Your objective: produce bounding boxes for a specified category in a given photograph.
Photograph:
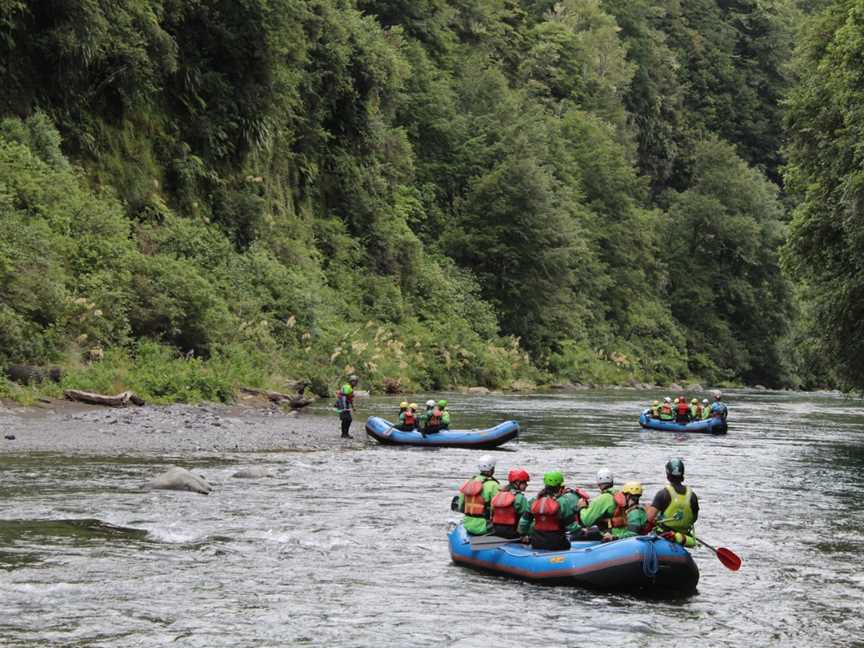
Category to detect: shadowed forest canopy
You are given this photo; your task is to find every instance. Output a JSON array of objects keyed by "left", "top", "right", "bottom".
[{"left": 0, "top": 0, "right": 858, "bottom": 398}]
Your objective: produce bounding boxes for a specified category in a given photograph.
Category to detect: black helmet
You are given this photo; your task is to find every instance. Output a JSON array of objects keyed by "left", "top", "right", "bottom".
[{"left": 665, "top": 458, "right": 685, "bottom": 477}]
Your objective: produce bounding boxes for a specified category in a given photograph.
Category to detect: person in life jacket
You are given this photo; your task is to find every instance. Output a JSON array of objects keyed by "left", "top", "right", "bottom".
[
  {"left": 675, "top": 395, "right": 691, "bottom": 423},
  {"left": 689, "top": 398, "right": 703, "bottom": 420},
  {"left": 659, "top": 396, "right": 675, "bottom": 421},
  {"left": 575, "top": 468, "right": 620, "bottom": 538},
  {"left": 490, "top": 468, "right": 531, "bottom": 539},
  {"left": 650, "top": 400, "right": 661, "bottom": 418},
  {"left": 701, "top": 399, "right": 711, "bottom": 420},
  {"left": 419, "top": 399, "right": 436, "bottom": 432},
  {"left": 397, "top": 402, "right": 418, "bottom": 431},
  {"left": 423, "top": 400, "right": 444, "bottom": 434},
  {"left": 517, "top": 471, "right": 579, "bottom": 551},
  {"left": 710, "top": 391, "right": 728, "bottom": 420},
  {"left": 437, "top": 399, "right": 450, "bottom": 430},
  {"left": 455, "top": 455, "right": 501, "bottom": 535},
  {"left": 646, "top": 458, "right": 699, "bottom": 548},
  {"left": 334, "top": 374, "right": 359, "bottom": 438},
  {"left": 602, "top": 481, "right": 649, "bottom": 541}
]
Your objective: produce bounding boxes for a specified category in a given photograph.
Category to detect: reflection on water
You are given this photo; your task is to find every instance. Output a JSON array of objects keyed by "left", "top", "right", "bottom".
[{"left": 1, "top": 389, "right": 864, "bottom": 646}]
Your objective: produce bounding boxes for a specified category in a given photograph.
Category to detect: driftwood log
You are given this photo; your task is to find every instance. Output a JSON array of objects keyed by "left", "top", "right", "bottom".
[
  {"left": 240, "top": 387, "right": 313, "bottom": 409},
  {"left": 64, "top": 389, "right": 145, "bottom": 407}
]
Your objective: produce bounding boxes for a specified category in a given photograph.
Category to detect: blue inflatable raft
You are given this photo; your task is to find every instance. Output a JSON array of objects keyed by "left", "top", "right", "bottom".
[
  {"left": 365, "top": 416, "right": 519, "bottom": 449},
  {"left": 448, "top": 524, "right": 699, "bottom": 593},
  {"left": 639, "top": 410, "right": 727, "bottom": 435}
]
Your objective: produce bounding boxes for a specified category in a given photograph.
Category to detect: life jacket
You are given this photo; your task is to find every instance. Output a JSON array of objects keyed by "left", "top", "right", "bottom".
[
  {"left": 460, "top": 478, "right": 488, "bottom": 517},
  {"left": 491, "top": 489, "right": 518, "bottom": 526},
  {"left": 691, "top": 404, "right": 703, "bottom": 418},
  {"left": 659, "top": 403, "right": 674, "bottom": 419},
  {"left": 403, "top": 410, "right": 416, "bottom": 426},
  {"left": 427, "top": 407, "right": 442, "bottom": 426},
  {"left": 606, "top": 491, "right": 628, "bottom": 529},
  {"left": 660, "top": 485, "right": 695, "bottom": 532},
  {"left": 334, "top": 391, "right": 350, "bottom": 410},
  {"left": 676, "top": 401, "right": 690, "bottom": 417},
  {"left": 531, "top": 495, "right": 562, "bottom": 531}
]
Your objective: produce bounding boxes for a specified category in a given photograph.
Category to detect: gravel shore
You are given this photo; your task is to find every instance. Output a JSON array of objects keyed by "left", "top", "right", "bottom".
[{"left": 0, "top": 397, "right": 363, "bottom": 456}]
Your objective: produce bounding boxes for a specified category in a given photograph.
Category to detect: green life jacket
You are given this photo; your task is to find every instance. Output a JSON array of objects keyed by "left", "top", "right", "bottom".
[{"left": 660, "top": 485, "right": 695, "bottom": 532}]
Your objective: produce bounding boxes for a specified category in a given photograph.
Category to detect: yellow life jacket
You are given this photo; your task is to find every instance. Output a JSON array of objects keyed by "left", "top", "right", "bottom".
[{"left": 660, "top": 485, "right": 695, "bottom": 532}]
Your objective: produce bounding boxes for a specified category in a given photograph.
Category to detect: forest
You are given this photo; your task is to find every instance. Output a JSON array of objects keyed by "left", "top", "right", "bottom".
[{"left": 0, "top": 0, "right": 861, "bottom": 402}]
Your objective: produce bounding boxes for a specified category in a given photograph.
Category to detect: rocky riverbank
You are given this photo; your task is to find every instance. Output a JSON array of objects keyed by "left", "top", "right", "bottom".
[{"left": 0, "top": 397, "right": 359, "bottom": 456}]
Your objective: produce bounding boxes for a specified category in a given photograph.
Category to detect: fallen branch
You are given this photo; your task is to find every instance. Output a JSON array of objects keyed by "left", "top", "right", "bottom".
[
  {"left": 240, "top": 387, "right": 313, "bottom": 409},
  {"left": 64, "top": 389, "right": 145, "bottom": 407}
]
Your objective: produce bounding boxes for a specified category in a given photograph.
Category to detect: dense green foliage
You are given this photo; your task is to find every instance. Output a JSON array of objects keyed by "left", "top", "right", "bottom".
[
  {"left": 784, "top": 0, "right": 864, "bottom": 391},
  {"left": 0, "top": 0, "right": 828, "bottom": 401}
]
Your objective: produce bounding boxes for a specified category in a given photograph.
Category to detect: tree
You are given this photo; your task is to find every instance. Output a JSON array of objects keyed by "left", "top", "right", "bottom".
[
  {"left": 783, "top": 1, "right": 864, "bottom": 390},
  {"left": 667, "top": 139, "right": 793, "bottom": 385}
]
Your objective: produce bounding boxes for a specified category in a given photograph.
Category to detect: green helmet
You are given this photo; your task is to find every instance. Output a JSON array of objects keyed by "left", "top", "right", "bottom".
[
  {"left": 343, "top": 385, "right": 353, "bottom": 396},
  {"left": 665, "top": 458, "right": 685, "bottom": 477},
  {"left": 543, "top": 471, "right": 564, "bottom": 487},
  {"left": 437, "top": 399, "right": 448, "bottom": 408}
]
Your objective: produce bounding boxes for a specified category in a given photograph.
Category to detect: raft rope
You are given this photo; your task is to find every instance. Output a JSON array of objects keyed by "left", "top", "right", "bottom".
[{"left": 637, "top": 536, "right": 659, "bottom": 578}]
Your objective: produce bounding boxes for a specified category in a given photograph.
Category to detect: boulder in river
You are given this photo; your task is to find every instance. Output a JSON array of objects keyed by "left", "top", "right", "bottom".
[
  {"left": 145, "top": 467, "right": 212, "bottom": 495},
  {"left": 232, "top": 467, "right": 271, "bottom": 479}
]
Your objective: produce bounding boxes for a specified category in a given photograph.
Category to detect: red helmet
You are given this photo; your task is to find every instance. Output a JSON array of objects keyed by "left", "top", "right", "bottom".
[{"left": 508, "top": 468, "right": 530, "bottom": 483}]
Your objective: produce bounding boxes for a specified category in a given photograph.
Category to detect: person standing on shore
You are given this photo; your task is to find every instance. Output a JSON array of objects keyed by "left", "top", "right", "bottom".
[{"left": 335, "top": 374, "right": 359, "bottom": 438}]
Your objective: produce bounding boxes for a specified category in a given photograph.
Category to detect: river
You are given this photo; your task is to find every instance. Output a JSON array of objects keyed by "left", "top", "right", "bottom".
[{"left": 1, "top": 389, "right": 863, "bottom": 647}]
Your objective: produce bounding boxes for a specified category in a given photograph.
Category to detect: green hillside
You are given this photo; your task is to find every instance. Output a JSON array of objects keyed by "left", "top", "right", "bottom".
[{"left": 1, "top": 0, "right": 855, "bottom": 401}]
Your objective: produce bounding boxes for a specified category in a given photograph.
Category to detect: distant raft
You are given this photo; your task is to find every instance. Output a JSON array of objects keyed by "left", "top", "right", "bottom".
[
  {"left": 364, "top": 416, "right": 519, "bottom": 449},
  {"left": 639, "top": 410, "right": 728, "bottom": 435},
  {"left": 448, "top": 524, "right": 699, "bottom": 594}
]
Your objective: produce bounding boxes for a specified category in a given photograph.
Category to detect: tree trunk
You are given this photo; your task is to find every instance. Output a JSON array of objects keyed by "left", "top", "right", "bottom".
[{"left": 64, "top": 389, "right": 145, "bottom": 407}]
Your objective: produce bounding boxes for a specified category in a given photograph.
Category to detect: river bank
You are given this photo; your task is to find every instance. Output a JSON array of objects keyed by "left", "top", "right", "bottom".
[{"left": 0, "top": 397, "right": 357, "bottom": 456}]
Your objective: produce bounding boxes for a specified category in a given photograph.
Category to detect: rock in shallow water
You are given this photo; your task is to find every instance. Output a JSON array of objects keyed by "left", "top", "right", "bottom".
[
  {"left": 145, "top": 466, "right": 212, "bottom": 495},
  {"left": 232, "top": 467, "right": 271, "bottom": 479}
]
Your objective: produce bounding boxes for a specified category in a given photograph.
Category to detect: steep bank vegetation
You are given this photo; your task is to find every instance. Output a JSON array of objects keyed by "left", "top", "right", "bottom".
[{"left": 0, "top": 0, "right": 830, "bottom": 402}]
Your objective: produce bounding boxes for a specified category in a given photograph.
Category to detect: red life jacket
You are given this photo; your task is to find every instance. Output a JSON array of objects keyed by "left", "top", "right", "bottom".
[
  {"left": 403, "top": 410, "right": 415, "bottom": 426},
  {"left": 676, "top": 401, "right": 689, "bottom": 416},
  {"left": 607, "top": 491, "right": 628, "bottom": 529},
  {"left": 531, "top": 496, "right": 562, "bottom": 531},
  {"left": 460, "top": 479, "right": 486, "bottom": 517},
  {"left": 491, "top": 490, "right": 518, "bottom": 526},
  {"left": 660, "top": 403, "right": 673, "bottom": 416},
  {"left": 428, "top": 407, "right": 442, "bottom": 426}
]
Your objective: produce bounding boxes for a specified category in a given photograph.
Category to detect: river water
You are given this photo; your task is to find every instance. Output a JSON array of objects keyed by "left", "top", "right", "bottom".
[{"left": 1, "top": 389, "right": 863, "bottom": 647}]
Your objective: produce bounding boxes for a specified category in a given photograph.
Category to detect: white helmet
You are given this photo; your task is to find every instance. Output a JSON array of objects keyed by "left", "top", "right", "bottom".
[
  {"left": 477, "top": 455, "right": 496, "bottom": 473},
  {"left": 663, "top": 396, "right": 672, "bottom": 403},
  {"left": 702, "top": 398, "right": 709, "bottom": 405},
  {"left": 596, "top": 468, "right": 613, "bottom": 485},
  {"left": 425, "top": 399, "right": 436, "bottom": 407}
]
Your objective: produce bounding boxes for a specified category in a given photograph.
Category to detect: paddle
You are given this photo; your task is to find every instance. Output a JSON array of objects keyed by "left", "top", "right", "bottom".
[
  {"left": 469, "top": 534, "right": 524, "bottom": 548},
  {"left": 691, "top": 535, "right": 742, "bottom": 571},
  {"left": 656, "top": 515, "right": 742, "bottom": 571}
]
